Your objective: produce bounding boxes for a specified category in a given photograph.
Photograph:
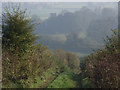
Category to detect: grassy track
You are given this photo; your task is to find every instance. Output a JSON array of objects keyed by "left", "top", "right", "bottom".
[
  {"left": 48, "top": 72, "right": 79, "bottom": 88},
  {"left": 47, "top": 71, "right": 92, "bottom": 88},
  {"left": 3, "top": 68, "right": 92, "bottom": 88}
]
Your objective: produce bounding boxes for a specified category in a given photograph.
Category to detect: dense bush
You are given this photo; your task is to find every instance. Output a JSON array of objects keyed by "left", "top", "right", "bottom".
[
  {"left": 53, "top": 49, "right": 81, "bottom": 74},
  {"left": 2, "top": 44, "right": 55, "bottom": 87},
  {"left": 2, "top": 4, "right": 36, "bottom": 57},
  {"left": 2, "top": 4, "right": 55, "bottom": 88},
  {"left": 85, "top": 30, "right": 120, "bottom": 88}
]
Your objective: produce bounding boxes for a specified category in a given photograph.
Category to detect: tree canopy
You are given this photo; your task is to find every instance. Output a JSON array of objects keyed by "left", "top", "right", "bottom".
[{"left": 2, "top": 4, "right": 36, "bottom": 56}]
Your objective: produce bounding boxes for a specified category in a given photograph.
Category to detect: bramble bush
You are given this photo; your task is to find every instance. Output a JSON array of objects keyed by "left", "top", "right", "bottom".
[
  {"left": 53, "top": 49, "right": 80, "bottom": 74},
  {"left": 85, "top": 30, "right": 120, "bottom": 88},
  {"left": 2, "top": 4, "right": 55, "bottom": 88}
]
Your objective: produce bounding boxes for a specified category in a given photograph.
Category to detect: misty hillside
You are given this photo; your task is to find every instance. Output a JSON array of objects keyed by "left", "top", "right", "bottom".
[
  {"left": 35, "top": 7, "right": 97, "bottom": 34},
  {"left": 34, "top": 6, "right": 117, "bottom": 54}
]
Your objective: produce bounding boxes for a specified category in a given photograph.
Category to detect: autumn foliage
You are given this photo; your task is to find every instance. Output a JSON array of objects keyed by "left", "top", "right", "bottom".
[{"left": 85, "top": 30, "right": 120, "bottom": 88}]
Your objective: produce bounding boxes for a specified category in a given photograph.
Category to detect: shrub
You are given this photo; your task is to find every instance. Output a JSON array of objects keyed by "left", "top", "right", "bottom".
[
  {"left": 2, "top": 4, "right": 55, "bottom": 88},
  {"left": 85, "top": 30, "right": 120, "bottom": 88}
]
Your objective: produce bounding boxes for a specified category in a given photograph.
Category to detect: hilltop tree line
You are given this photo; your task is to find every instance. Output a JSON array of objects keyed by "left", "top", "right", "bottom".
[{"left": 35, "top": 6, "right": 117, "bottom": 53}]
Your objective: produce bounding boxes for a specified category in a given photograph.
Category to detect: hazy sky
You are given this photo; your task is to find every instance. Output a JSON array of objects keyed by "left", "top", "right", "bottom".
[
  {"left": 2, "top": 2, "right": 118, "bottom": 21},
  {"left": 22, "top": 2, "right": 117, "bottom": 20},
  {"left": 1, "top": 0, "right": 119, "bottom": 2}
]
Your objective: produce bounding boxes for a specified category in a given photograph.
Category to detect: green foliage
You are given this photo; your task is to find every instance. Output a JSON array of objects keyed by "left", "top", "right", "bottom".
[
  {"left": 23, "top": 68, "right": 57, "bottom": 88},
  {"left": 2, "top": 4, "right": 95, "bottom": 88},
  {"left": 2, "top": 4, "right": 55, "bottom": 88},
  {"left": 2, "top": 4, "right": 36, "bottom": 57},
  {"left": 81, "top": 77, "right": 92, "bottom": 88},
  {"left": 2, "top": 44, "right": 55, "bottom": 88},
  {"left": 53, "top": 49, "right": 81, "bottom": 74},
  {"left": 48, "top": 72, "right": 76, "bottom": 88},
  {"left": 66, "top": 52, "right": 80, "bottom": 73},
  {"left": 85, "top": 29, "right": 120, "bottom": 88}
]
